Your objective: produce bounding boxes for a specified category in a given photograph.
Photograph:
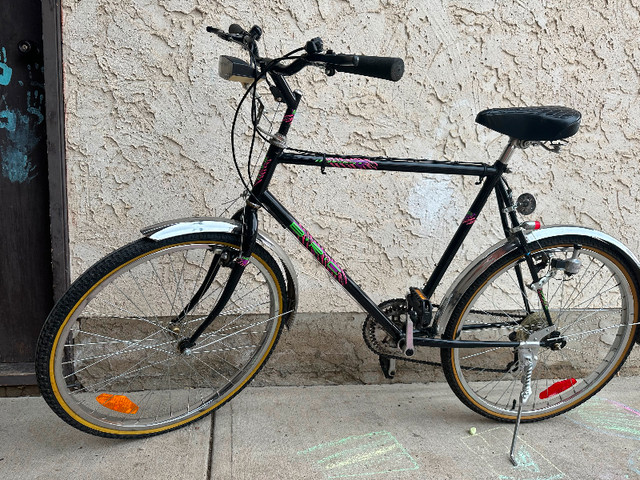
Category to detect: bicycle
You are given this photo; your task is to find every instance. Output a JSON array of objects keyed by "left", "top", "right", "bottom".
[{"left": 36, "top": 23, "right": 640, "bottom": 464}]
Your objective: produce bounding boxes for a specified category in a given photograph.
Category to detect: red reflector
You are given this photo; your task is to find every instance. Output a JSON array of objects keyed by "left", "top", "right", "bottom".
[
  {"left": 534, "top": 221, "right": 541, "bottom": 230},
  {"left": 539, "top": 378, "right": 577, "bottom": 399}
]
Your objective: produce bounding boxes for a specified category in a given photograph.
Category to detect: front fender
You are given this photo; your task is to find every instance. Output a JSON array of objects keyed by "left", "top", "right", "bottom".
[
  {"left": 434, "top": 225, "right": 640, "bottom": 334},
  {"left": 141, "top": 217, "right": 299, "bottom": 329}
]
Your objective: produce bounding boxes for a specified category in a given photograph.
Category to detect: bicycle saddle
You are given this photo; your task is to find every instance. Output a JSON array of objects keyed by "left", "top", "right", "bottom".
[{"left": 475, "top": 106, "right": 581, "bottom": 141}]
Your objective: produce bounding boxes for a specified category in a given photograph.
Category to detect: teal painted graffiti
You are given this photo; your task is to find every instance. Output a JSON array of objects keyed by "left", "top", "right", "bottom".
[
  {"left": 0, "top": 58, "right": 45, "bottom": 184},
  {"left": 26, "top": 90, "right": 44, "bottom": 125},
  {"left": 2, "top": 149, "right": 35, "bottom": 183},
  {"left": 27, "top": 64, "right": 44, "bottom": 89},
  {"left": 0, "top": 108, "right": 17, "bottom": 132},
  {"left": 0, "top": 95, "right": 39, "bottom": 183},
  {"left": 0, "top": 47, "right": 12, "bottom": 86}
]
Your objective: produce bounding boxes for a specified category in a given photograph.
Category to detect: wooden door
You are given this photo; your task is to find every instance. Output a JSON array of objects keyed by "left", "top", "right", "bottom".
[{"left": 0, "top": 0, "right": 54, "bottom": 380}]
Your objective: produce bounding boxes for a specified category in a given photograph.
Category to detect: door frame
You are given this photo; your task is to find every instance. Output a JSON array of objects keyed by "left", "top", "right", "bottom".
[{"left": 43, "top": 0, "right": 69, "bottom": 300}]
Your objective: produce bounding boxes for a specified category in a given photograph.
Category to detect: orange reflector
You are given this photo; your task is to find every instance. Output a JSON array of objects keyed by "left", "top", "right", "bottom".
[
  {"left": 539, "top": 378, "right": 577, "bottom": 400},
  {"left": 96, "top": 393, "right": 139, "bottom": 414}
]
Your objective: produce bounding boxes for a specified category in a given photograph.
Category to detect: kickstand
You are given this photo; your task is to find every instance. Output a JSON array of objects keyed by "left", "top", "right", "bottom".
[
  {"left": 509, "top": 348, "right": 536, "bottom": 466},
  {"left": 509, "top": 391, "right": 526, "bottom": 465}
]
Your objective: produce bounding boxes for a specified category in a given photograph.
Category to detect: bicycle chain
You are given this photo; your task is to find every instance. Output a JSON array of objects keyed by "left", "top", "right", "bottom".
[{"left": 363, "top": 298, "right": 518, "bottom": 372}]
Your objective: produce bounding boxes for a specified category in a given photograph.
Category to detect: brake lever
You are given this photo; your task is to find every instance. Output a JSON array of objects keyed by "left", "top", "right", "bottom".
[
  {"left": 207, "top": 26, "right": 261, "bottom": 61},
  {"left": 206, "top": 26, "right": 244, "bottom": 43}
]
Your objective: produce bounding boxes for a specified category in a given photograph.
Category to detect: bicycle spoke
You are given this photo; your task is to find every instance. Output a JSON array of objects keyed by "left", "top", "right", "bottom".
[{"left": 444, "top": 238, "right": 637, "bottom": 421}]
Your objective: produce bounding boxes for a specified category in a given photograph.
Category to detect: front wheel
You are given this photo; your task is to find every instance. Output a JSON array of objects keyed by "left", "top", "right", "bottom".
[
  {"left": 36, "top": 233, "right": 288, "bottom": 438},
  {"left": 441, "top": 234, "right": 639, "bottom": 422}
]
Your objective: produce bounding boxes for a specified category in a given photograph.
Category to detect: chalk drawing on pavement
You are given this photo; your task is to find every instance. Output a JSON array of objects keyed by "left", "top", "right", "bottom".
[
  {"left": 461, "top": 426, "right": 565, "bottom": 480},
  {"left": 628, "top": 449, "right": 640, "bottom": 476},
  {"left": 566, "top": 396, "right": 640, "bottom": 477},
  {"left": 298, "top": 431, "right": 419, "bottom": 479},
  {"left": 566, "top": 397, "right": 640, "bottom": 441}
]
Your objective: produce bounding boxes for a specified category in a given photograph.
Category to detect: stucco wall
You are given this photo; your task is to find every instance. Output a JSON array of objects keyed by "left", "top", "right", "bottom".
[{"left": 62, "top": 0, "right": 640, "bottom": 314}]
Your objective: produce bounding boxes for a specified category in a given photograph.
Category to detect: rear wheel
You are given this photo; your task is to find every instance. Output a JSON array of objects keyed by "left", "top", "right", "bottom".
[
  {"left": 36, "top": 233, "right": 287, "bottom": 438},
  {"left": 441, "top": 235, "right": 639, "bottom": 422}
]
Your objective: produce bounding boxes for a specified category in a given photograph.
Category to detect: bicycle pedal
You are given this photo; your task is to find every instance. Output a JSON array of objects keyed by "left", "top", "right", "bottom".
[
  {"left": 407, "top": 287, "right": 433, "bottom": 332},
  {"left": 378, "top": 356, "right": 396, "bottom": 379}
]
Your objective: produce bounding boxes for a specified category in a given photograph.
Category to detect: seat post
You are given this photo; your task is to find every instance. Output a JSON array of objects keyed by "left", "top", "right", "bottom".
[{"left": 497, "top": 138, "right": 519, "bottom": 166}]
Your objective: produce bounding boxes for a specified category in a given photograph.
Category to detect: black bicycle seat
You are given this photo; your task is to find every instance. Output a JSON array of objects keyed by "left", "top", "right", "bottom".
[{"left": 475, "top": 106, "right": 581, "bottom": 141}]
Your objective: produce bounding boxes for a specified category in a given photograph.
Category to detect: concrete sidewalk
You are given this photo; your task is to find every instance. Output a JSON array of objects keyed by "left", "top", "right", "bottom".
[{"left": 3, "top": 378, "right": 640, "bottom": 479}]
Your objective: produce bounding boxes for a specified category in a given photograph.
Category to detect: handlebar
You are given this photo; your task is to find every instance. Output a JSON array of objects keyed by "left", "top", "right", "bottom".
[
  {"left": 333, "top": 55, "right": 404, "bottom": 82},
  {"left": 207, "top": 24, "right": 405, "bottom": 83}
]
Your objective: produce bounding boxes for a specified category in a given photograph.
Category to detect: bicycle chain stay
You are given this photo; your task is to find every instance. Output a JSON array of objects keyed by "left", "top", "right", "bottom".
[
  {"left": 362, "top": 299, "right": 469, "bottom": 370},
  {"left": 363, "top": 298, "right": 525, "bottom": 373}
]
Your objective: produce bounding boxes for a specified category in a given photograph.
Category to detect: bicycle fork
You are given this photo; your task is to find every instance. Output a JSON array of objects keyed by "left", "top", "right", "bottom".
[{"left": 177, "top": 202, "right": 259, "bottom": 353}]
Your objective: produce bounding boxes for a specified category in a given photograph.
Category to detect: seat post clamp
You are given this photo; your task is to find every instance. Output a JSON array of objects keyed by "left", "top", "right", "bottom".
[{"left": 475, "top": 164, "right": 488, "bottom": 185}]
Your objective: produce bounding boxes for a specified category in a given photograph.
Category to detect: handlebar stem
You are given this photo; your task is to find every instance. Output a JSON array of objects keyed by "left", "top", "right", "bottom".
[{"left": 268, "top": 70, "right": 301, "bottom": 109}]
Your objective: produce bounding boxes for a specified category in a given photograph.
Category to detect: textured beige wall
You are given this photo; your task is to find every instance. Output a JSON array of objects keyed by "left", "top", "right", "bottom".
[{"left": 63, "top": 0, "right": 640, "bottom": 314}]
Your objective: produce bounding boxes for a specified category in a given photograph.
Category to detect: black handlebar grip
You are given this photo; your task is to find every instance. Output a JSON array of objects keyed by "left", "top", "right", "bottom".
[{"left": 334, "top": 56, "right": 404, "bottom": 82}]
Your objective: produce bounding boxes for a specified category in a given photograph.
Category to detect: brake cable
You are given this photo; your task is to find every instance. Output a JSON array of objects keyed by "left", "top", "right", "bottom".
[{"left": 229, "top": 46, "right": 307, "bottom": 194}]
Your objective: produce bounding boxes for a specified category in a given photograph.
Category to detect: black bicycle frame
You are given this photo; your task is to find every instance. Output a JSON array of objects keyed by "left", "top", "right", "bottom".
[
  {"left": 191, "top": 74, "right": 550, "bottom": 351},
  {"left": 251, "top": 146, "right": 524, "bottom": 345}
]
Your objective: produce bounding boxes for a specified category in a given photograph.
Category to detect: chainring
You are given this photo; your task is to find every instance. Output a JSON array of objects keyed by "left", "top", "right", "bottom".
[
  {"left": 363, "top": 298, "right": 518, "bottom": 372},
  {"left": 363, "top": 298, "right": 441, "bottom": 366},
  {"left": 363, "top": 298, "right": 406, "bottom": 356}
]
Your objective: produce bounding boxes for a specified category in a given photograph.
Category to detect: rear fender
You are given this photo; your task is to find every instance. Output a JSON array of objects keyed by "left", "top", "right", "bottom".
[
  {"left": 434, "top": 226, "right": 640, "bottom": 336},
  {"left": 141, "top": 217, "right": 299, "bottom": 329}
]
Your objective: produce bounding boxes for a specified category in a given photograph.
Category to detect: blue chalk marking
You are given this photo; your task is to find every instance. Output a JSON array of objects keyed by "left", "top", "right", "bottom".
[
  {"left": 462, "top": 427, "right": 565, "bottom": 480},
  {"left": 497, "top": 446, "right": 564, "bottom": 480},
  {"left": 566, "top": 397, "right": 640, "bottom": 441},
  {"left": 628, "top": 449, "right": 640, "bottom": 475},
  {"left": 512, "top": 446, "right": 542, "bottom": 474}
]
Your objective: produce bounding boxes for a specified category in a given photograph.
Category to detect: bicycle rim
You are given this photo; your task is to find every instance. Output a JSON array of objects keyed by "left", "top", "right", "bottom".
[
  {"left": 42, "top": 236, "right": 285, "bottom": 437},
  {"left": 442, "top": 238, "right": 638, "bottom": 421}
]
